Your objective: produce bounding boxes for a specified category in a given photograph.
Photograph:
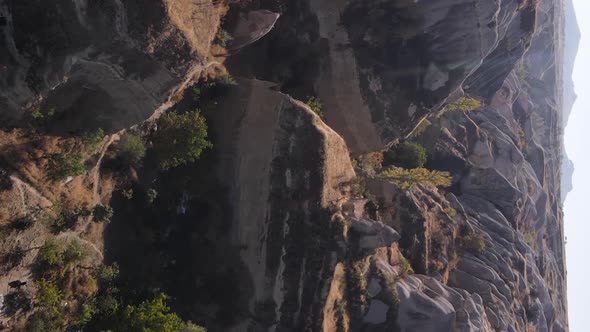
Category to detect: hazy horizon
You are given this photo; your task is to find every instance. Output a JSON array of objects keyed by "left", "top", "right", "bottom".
[{"left": 564, "top": 1, "right": 590, "bottom": 331}]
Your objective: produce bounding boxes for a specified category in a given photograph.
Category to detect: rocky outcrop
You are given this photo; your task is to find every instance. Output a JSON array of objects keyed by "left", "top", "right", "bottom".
[
  {"left": 213, "top": 79, "right": 356, "bottom": 331},
  {"left": 0, "top": 0, "right": 224, "bottom": 131},
  {"left": 229, "top": 10, "right": 280, "bottom": 50}
]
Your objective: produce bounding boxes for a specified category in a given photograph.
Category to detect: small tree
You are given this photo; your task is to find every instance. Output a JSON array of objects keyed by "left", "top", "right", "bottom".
[
  {"left": 383, "top": 142, "right": 427, "bottom": 169},
  {"left": 83, "top": 128, "right": 106, "bottom": 151},
  {"left": 460, "top": 232, "right": 486, "bottom": 254},
  {"left": 305, "top": 96, "right": 325, "bottom": 119},
  {"left": 96, "top": 263, "right": 120, "bottom": 284},
  {"left": 92, "top": 204, "right": 114, "bottom": 223},
  {"left": 215, "top": 28, "right": 233, "bottom": 48},
  {"left": 117, "top": 133, "right": 147, "bottom": 165},
  {"left": 444, "top": 96, "right": 482, "bottom": 112},
  {"left": 152, "top": 111, "right": 212, "bottom": 170},
  {"left": 122, "top": 188, "right": 134, "bottom": 200},
  {"left": 62, "top": 239, "right": 88, "bottom": 265},
  {"left": 46, "top": 200, "right": 77, "bottom": 233},
  {"left": 182, "top": 322, "right": 208, "bottom": 332},
  {"left": 35, "top": 238, "right": 63, "bottom": 273},
  {"left": 378, "top": 167, "right": 452, "bottom": 189},
  {"left": 95, "top": 293, "right": 120, "bottom": 316},
  {"left": 47, "top": 152, "right": 85, "bottom": 180},
  {"left": 37, "top": 278, "right": 62, "bottom": 314},
  {"left": 121, "top": 293, "right": 184, "bottom": 332}
]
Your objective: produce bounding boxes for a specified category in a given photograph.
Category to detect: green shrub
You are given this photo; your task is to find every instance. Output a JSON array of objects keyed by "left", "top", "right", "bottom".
[
  {"left": 74, "top": 302, "right": 94, "bottom": 326},
  {"left": 95, "top": 293, "right": 120, "bottom": 315},
  {"left": 524, "top": 230, "right": 536, "bottom": 247},
  {"left": 152, "top": 111, "right": 212, "bottom": 170},
  {"left": 305, "top": 96, "right": 325, "bottom": 119},
  {"left": 443, "top": 206, "right": 457, "bottom": 217},
  {"left": 62, "top": 239, "right": 88, "bottom": 265},
  {"left": 31, "top": 107, "right": 56, "bottom": 121},
  {"left": 47, "top": 152, "right": 85, "bottom": 180},
  {"left": 460, "top": 233, "right": 486, "bottom": 254},
  {"left": 37, "top": 279, "right": 62, "bottom": 314},
  {"left": 92, "top": 204, "right": 114, "bottom": 223},
  {"left": 117, "top": 133, "right": 146, "bottom": 165},
  {"left": 121, "top": 293, "right": 184, "bottom": 332},
  {"left": 215, "top": 28, "right": 233, "bottom": 48},
  {"left": 122, "top": 188, "right": 134, "bottom": 200},
  {"left": 46, "top": 201, "right": 77, "bottom": 233},
  {"left": 356, "top": 151, "right": 384, "bottom": 175},
  {"left": 383, "top": 142, "right": 427, "bottom": 169},
  {"left": 518, "top": 126, "right": 527, "bottom": 150},
  {"left": 83, "top": 128, "right": 106, "bottom": 151},
  {"left": 96, "top": 263, "right": 120, "bottom": 284},
  {"left": 378, "top": 167, "right": 452, "bottom": 189},
  {"left": 35, "top": 238, "right": 63, "bottom": 272},
  {"left": 444, "top": 96, "right": 482, "bottom": 112},
  {"left": 400, "top": 256, "right": 414, "bottom": 276},
  {"left": 182, "top": 322, "right": 208, "bottom": 332}
]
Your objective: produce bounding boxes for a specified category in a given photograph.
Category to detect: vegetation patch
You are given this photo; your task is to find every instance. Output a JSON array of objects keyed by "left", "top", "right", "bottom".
[
  {"left": 117, "top": 133, "right": 147, "bottom": 166},
  {"left": 47, "top": 151, "right": 85, "bottom": 181},
  {"left": 383, "top": 141, "right": 427, "bottom": 169},
  {"left": 460, "top": 232, "right": 486, "bottom": 254},
  {"left": 92, "top": 204, "right": 114, "bottom": 223},
  {"left": 378, "top": 167, "right": 452, "bottom": 189},
  {"left": 152, "top": 110, "right": 213, "bottom": 170},
  {"left": 305, "top": 96, "right": 325, "bottom": 120},
  {"left": 399, "top": 256, "right": 414, "bottom": 277},
  {"left": 443, "top": 96, "right": 482, "bottom": 112},
  {"left": 83, "top": 128, "right": 106, "bottom": 151},
  {"left": 215, "top": 28, "right": 233, "bottom": 48}
]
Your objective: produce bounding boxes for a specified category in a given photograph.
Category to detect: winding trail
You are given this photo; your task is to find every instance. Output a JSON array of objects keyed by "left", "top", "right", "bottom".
[
  {"left": 9, "top": 175, "right": 52, "bottom": 212},
  {"left": 91, "top": 134, "right": 120, "bottom": 204}
]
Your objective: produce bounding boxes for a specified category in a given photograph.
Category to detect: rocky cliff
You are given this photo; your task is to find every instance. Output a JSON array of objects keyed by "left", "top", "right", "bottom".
[{"left": 0, "top": 0, "right": 570, "bottom": 331}]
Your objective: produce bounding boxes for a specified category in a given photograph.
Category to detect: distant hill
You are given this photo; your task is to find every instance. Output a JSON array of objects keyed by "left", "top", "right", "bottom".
[
  {"left": 562, "top": 0, "right": 580, "bottom": 202},
  {"left": 563, "top": 0, "right": 581, "bottom": 126}
]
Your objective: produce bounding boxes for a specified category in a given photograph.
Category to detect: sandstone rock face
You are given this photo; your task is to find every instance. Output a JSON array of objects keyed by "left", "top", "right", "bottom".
[
  {"left": 0, "top": 0, "right": 224, "bottom": 131},
  {"left": 229, "top": 10, "right": 280, "bottom": 50},
  {"left": 213, "top": 79, "right": 356, "bottom": 331}
]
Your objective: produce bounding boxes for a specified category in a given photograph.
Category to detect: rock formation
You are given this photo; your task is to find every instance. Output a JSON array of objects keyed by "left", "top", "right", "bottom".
[{"left": 0, "top": 0, "right": 571, "bottom": 331}]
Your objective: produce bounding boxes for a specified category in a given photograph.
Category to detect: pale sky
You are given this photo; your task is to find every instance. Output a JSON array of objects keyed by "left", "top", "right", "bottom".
[{"left": 564, "top": 1, "right": 590, "bottom": 331}]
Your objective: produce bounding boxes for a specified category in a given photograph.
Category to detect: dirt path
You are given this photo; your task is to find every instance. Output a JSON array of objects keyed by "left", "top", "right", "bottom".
[
  {"left": 91, "top": 134, "right": 121, "bottom": 204},
  {"left": 9, "top": 175, "right": 52, "bottom": 213}
]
